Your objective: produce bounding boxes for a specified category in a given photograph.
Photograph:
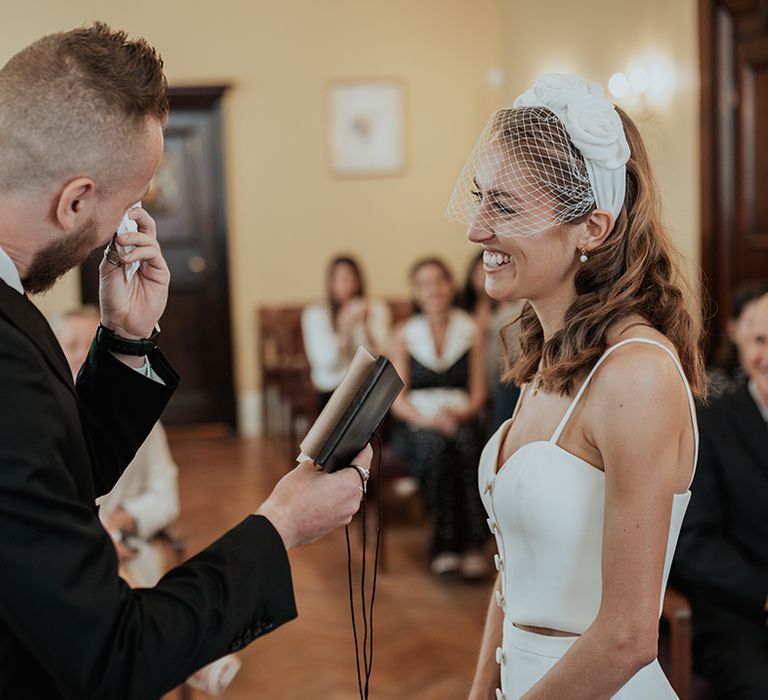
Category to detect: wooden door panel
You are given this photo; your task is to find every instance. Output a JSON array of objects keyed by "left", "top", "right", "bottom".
[
  {"left": 80, "top": 87, "right": 236, "bottom": 427},
  {"left": 701, "top": 0, "right": 768, "bottom": 350},
  {"left": 736, "top": 36, "right": 768, "bottom": 281}
]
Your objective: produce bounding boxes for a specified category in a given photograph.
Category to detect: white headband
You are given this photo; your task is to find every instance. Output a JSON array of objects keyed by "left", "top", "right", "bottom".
[{"left": 513, "top": 73, "right": 630, "bottom": 223}]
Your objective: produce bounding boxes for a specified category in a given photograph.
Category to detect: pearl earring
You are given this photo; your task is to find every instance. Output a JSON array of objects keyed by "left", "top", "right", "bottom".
[{"left": 579, "top": 245, "right": 588, "bottom": 263}]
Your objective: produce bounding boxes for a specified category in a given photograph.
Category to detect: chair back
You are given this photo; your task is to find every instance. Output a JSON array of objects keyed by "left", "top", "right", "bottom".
[
  {"left": 257, "top": 306, "right": 308, "bottom": 372},
  {"left": 388, "top": 299, "right": 413, "bottom": 326}
]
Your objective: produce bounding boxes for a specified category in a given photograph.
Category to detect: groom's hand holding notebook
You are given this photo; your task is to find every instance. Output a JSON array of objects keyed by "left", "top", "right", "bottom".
[{"left": 298, "top": 348, "right": 404, "bottom": 472}]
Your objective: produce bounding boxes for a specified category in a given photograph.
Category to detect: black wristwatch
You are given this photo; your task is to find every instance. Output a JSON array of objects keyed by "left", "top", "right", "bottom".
[{"left": 96, "top": 324, "right": 161, "bottom": 356}]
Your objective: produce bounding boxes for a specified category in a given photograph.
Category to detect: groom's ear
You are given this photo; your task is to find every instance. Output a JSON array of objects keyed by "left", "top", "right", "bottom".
[{"left": 55, "top": 178, "right": 96, "bottom": 232}]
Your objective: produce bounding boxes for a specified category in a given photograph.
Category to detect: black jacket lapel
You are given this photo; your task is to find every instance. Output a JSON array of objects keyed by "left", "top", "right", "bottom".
[
  {"left": 0, "top": 280, "right": 77, "bottom": 398},
  {"left": 728, "top": 383, "right": 768, "bottom": 478}
]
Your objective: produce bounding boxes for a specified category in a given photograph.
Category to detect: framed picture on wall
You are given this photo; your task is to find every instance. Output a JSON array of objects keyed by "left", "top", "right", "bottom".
[{"left": 328, "top": 80, "right": 406, "bottom": 177}]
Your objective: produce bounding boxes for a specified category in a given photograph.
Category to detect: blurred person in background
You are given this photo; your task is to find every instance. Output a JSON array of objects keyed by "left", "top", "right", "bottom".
[
  {"left": 390, "top": 257, "right": 489, "bottom": 579},
  {"left": 302, "top": 255, "right": 391, "bottom": 410},
  {"left": 52, "top": 307, "right": 179, "bottom": 587},
  {"left": 706, "top": 280, "right": 768, "bottom": 396},
  {"left": 673, "top": 281, "right": 768, "bottom": 700}
]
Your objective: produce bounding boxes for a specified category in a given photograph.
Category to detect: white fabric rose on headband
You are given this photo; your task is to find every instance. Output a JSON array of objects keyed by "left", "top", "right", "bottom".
[
  {"left": 513, "top": 73, "right": 630, "bottom": 223},
  {"left": 515, "top": 72, "right": 603, "bottom": 112},
  {"left": 563, "top": 97, "right": 629, "bottom": 169}
]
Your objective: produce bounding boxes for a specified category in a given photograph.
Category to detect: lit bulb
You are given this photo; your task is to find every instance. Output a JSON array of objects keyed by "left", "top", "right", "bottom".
[
  {"left": 608, "top": 72, "right": 629, "bottom": 98},
  {"left": 629, "top": 68, "right": 650, "bottom": 94},
  {"left": 646, "top": 60, "right": 675, "bottom": 103}
]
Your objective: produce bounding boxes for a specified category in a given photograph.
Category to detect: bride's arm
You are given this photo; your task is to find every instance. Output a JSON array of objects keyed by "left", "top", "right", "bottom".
[
  {"left": 521, "top": 346, "right": 690, "bottom": 699},
  {"left": 468, "top": 573, "right": 503, "bottom": 700}
]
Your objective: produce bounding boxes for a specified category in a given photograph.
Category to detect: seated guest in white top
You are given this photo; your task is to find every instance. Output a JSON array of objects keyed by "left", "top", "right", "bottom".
[
  {"left": 52, "top": 306, "right": 179, "bottom": 586},
  {"left": 96, "top": 424, "right": 179, "bottom": 587},
  {"left": 390, "top": 257, "right": 489, "bottom": 579},
  {"left": 301, "top": 255, "right": 391, "bottom": 409}
]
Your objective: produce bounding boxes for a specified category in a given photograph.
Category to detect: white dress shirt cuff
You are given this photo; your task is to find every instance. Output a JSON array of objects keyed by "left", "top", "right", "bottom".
[{"left": 133, "top": 357, "right": 166, "bottom": 385}]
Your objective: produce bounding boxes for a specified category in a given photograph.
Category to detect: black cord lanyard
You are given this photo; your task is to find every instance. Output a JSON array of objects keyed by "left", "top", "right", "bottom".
[{"left": 345, "top": 433, "right": 383, "bottom": 700}]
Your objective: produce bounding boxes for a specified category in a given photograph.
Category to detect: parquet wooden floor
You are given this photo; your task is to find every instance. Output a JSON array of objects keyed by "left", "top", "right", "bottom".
[{"left": 166, "top": 434, "right": 493, "bottom": 700}]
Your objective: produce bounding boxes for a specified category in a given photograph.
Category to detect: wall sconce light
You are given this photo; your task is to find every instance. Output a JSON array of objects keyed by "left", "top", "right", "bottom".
[{"left": 608, "top": 58, "right": 675, "bottom": 114}]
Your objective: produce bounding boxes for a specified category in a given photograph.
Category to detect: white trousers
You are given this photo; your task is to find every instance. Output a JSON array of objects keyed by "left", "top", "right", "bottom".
[{"left": 498, "top": 620, "right": 677, "bottom": 699}]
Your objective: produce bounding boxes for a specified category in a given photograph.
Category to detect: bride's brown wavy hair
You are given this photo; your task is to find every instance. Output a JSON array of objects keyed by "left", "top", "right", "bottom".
[{"left": 501, "top": 106, "right": 706, "bottom": 398}]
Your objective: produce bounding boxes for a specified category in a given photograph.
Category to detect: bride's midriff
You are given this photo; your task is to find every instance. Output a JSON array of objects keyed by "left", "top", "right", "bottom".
[{"left": 514, "top": 623, "right": 580, "bottom": 637}]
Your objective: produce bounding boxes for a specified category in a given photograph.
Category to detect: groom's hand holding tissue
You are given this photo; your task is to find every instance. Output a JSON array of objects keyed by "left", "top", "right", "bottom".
[{"left": 98, "top": 206, "right": 170, "bottom": 368}]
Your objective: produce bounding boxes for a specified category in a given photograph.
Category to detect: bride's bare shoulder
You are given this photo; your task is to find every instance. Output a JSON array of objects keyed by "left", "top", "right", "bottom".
[{"left": 589, "top": 322, "right": 688, "bottom": 435}]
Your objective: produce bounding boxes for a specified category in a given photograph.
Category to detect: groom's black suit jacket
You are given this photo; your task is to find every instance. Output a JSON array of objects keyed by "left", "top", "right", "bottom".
[
  {"left": 673, "top": 381, "right": 768, "bottom": 633},
  {"left": 0, "top": 280, "right": 296, "bottom": 699}
]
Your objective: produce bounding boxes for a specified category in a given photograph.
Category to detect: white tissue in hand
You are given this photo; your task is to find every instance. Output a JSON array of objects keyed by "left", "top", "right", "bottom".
[{"left": 116, "top": 203, "right": 141, "bottom": 283}]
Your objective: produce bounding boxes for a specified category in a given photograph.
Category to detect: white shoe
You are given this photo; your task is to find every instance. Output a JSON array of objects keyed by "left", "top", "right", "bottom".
[
  {"left": 431, "top": 552, "right": 461, "bottom": 575},
  {"left": 186, "top": 654, "right": 242, "bottom": 695}
]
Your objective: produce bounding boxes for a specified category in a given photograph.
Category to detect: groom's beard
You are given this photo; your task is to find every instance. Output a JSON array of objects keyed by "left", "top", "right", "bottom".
[{"left": 23, "top": 217, "right": 100, "bottom": 295}]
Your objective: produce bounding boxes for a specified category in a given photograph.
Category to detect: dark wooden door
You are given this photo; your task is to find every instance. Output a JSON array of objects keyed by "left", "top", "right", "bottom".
[
  {"left": 700, "top": 0, "right": 768, "bottom": 354},
  {"left": 80, "top": 86, "right": 236, "bottom": 428}
]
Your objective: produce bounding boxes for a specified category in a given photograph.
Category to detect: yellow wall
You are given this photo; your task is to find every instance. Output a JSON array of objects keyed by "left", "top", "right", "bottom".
[
  {"left": 2, "top": 0, "right": 501, "bottom": 430},
  {"left": 2, "top": 0, "right": 701, "bottom": 430}
]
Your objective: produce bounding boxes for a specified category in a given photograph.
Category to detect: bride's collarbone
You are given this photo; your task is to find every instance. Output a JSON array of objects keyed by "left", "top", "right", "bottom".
[{"left": 500, "top": 389, "right": 603, "bottom": 470}]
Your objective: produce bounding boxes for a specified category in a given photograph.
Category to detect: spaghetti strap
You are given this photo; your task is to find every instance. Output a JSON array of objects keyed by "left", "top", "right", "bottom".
[{"left": 550, "top": 338, "right": 699, "bottom": 487}]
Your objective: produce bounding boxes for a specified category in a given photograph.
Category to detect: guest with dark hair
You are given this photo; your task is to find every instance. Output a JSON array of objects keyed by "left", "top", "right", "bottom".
[
  {"left": 302, "top": 255, "right": 391, "bottom": 410},
  {"left": 673, "top": 280, "right": 768, "bottom": 700},
  {"left": 390, "top": 257, "right": 489, "bottom": 578},
  {"left": 707, "top": 279, "right": 768, "bottom": 396},
  {"left": 457, "top": 250, "right": 524, "bottom": 432}
]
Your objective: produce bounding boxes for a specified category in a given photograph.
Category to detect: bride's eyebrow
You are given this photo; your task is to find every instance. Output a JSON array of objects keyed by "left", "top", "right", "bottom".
[{"left": 473, "top": 176, "right": 520, "bottom": 203}]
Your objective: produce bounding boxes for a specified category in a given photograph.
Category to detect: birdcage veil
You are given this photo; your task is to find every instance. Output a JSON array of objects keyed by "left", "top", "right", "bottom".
[{"left": 445, "top": 73, "right": 630, "bottom": 237}]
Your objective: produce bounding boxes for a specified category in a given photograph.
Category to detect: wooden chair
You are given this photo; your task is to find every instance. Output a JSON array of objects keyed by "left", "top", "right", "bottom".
[
  {"left": 256, "top": 306, "right": 316, "bottom": 447},
  {"left": 387, "top": 299, "right": 414, "bottom": 326},
  {"left": 659, "top": 586, "right": 719, "bottom": 700},
  {"left": 661, "top": 586, "right": 693, "bottom": 700},
  {"left": 256, "top": 299, "right": 412, "bottom": 448}
]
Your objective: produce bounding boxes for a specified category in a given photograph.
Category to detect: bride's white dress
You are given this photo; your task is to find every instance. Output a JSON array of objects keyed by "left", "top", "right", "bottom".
[{"left": 478, "top": 339, "right": 698, "bottom": 699}]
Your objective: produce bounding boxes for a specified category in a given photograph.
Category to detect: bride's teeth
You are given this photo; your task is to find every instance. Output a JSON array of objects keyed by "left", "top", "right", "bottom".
[{"left": 483, "top": 251, "right": 511, "bottom": 267}]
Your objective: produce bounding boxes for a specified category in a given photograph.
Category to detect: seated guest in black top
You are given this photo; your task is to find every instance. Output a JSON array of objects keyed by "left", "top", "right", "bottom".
[
  {"left": 673, "top": 280, "right": 768, "bottom": 700},
  {"left": 391, "top": 257, "right": 489, "bottom": 578}
]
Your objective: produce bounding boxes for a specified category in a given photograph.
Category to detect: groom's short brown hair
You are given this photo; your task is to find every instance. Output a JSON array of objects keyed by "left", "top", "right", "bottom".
[{"left": 0, "top": 22, "right": 168, "bottom": 194}]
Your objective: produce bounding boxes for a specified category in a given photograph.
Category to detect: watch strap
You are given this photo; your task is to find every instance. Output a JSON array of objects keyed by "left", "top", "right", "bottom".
[{"left": 96, "top": 324, "right": 161, "bottom": 356}]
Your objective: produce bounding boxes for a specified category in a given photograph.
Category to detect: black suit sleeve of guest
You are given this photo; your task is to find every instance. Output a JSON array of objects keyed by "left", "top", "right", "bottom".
[
  {"left": 0, "top": 331, "right": 297, "bottom": 700},
  {"left": 75, "top": 339, "right": 180, "bottom": 497},
  {"left": 674, "top": 418, "right": 768, "bottom": 617}
]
